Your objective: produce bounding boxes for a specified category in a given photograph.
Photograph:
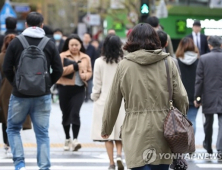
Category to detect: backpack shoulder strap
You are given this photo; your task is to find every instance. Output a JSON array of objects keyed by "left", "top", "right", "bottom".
[
  {"left": 17, "top": 35, "right": 29, "bottom": 49},
  {"left": 37, "top": 37, "right": 50, "bottom": 50}
]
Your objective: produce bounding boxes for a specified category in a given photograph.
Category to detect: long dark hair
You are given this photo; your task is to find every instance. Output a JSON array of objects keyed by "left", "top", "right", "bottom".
[
  {"left": 62, "top": 34, "right": 85, "bottom": 53},
  {"left": 102, "top": 34, "right": 123, "bottom": 64}
]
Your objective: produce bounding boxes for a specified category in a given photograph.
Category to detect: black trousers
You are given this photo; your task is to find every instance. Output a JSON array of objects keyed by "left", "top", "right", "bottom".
[
  {"left": 2, "top": 123, "right": 9, "bottom": 145},
  {"left": 203, "top": 114, "right": 222, "bottom": 152}
]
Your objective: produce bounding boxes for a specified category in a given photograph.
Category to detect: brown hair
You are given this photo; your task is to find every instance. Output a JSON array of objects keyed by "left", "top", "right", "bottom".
[
  {"left": 175, "top": 37, "right": 199, "bottom": 58},
  {"left": 123, "top": 23, "right": 161, "bottom": 52},
  {"left": 1, "top": 34, "right": 16, "bottom": 53}
]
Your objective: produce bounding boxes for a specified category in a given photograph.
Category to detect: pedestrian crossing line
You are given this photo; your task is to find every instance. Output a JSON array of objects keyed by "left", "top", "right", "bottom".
[
  {"left": 0, "top": 166, "right": 110, "bottom": 170},
  {"left": 0, "top": 158, "right": 126, "bottom": 163},
  {"left": 0, "top": 143, "right": 105, "bottom": 148},
  {"left": 196, "top": 164, "right": 222, "bottom": 168}
]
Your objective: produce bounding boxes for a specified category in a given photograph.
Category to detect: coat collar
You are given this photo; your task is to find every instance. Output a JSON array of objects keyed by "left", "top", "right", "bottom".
[{"left": 62, "top": 50, "right": 87, "bottom": 60}]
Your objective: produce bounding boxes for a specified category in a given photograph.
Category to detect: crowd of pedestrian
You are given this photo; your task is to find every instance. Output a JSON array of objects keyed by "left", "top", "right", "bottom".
[{"left": 0, "top": 11, "right": 222, "bottom": 170}]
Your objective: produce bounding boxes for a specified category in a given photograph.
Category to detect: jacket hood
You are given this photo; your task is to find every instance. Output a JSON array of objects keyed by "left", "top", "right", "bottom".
[
  {"left": 124, "top": 49, "right": 169, "bottom": 65},
  {"left": 179, "top": 51, "right": 198, "bottom": 65}
]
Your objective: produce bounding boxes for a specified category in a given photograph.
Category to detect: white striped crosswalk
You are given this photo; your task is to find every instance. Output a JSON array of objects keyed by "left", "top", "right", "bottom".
[
  {"left": 0, "top": 157, "right": 126, "bottom": 170},
  {"left": 1, "top": 156, "right": 222, "bottom": 169}
]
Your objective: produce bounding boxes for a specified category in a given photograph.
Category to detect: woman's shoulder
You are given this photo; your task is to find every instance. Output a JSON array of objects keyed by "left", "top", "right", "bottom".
[{"left": 60, "top": 50, "right": 70, "bottom": 58}]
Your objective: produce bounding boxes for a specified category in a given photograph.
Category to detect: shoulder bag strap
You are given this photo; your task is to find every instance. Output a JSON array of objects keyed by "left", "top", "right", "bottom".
[{"left": 164, "top": 58, "right": 173, "bottom": 105}]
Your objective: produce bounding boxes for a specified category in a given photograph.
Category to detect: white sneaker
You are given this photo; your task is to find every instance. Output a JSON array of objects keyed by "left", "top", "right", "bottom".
[
  {"left": 63, "top": 138, "right": 71, "bottom": 151},
  {"left": 72, "top": 139, "right": 81, "bottom": 151},
  {"left": 19, "top": 168, "right": 26, "bottom": 170},
  {"left": 6, "top": 148, "right": 13, "bottom": 158}
]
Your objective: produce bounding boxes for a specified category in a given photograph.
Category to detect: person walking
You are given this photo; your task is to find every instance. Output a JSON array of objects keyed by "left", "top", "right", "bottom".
[
  {"left": 83, "top": 33, "right": 97, "bottom": 102},
  {"left": 0, "top": 34, "right": 32, "bottom": 157},
  {"left": 176, "top": 37, "right": 199, "bottom": 134},
  {"left": 101, "top": 23, "right": 188, "bottom": 170},
  {"left": 0, "top": 17, "right": 18, "bottom": 52},
  {"left": 3, "top": 12, "right": 63, "bottom": 170},
  {"left": 53, "top": 28, "right": 65, "bottom": 53},
  {"left": 187, "top": 20, "right": 209, "bottom": 55},
  {"left": 194, "top": 36, "right": 222, "bottom": 157},
  {"left": 146, "top": 16, "right": 174, "bottom": 57},
  {"left": 57, "top": 34, "right": 92, "bottom": 152},
  {"left": 91, "top": 34, "right": 125, "bottom": 170}
]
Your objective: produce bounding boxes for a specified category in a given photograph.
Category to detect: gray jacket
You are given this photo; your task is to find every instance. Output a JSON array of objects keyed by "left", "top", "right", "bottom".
[{"left": 195, "top": 48, "right": 222, "bottom": 113}]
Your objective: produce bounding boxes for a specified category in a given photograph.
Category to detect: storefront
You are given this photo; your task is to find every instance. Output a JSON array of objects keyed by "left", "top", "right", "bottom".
[{"left": 159, "top": 6, "right": 222, "bottom": 51}]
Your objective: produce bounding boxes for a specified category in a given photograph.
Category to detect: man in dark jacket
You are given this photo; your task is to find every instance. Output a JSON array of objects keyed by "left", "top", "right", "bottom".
[
  {"left": 3, "top": 12, "right": 63, "bottom": 170},
  {"left": 194, "top": 36, "right": 222, "bottom": 157},
  {"left": 0, "top": 17, "right": 18, "bottom": 52},
  {"left": 187, "top": 20, "right": 210, "bottom": 55},
  {"left": 83, "top": 33, "right": 97, "bottom": 102}
]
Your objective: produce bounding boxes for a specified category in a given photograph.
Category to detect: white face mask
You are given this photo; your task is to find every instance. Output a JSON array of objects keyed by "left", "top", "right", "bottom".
[{"left": 53, "top": 34, "right": 62, "bottom": 41}]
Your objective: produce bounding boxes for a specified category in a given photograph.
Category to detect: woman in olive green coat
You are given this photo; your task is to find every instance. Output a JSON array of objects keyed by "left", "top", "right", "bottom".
[{"left": 101, "top": 24, "right": 188, "bottom": 170}]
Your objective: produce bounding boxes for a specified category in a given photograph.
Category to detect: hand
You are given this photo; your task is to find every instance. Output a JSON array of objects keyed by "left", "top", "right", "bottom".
[
  {"left": 73, "top": 62, "right": 79, "bottom": 71},
  {"left": 194, "top": 100, "right": 200, "bottom": 108},
  {"left": 101, "top": 134, "right": 110, "bottom": 139}
]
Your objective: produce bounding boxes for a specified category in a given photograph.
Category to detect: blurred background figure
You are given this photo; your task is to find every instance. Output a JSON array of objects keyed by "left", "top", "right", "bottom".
[
  {"left": 0, "top": 17, "right": 18, "bottom": 52},
  {"left": 187, "top": 20, "right": 209, "bottom": 55},
  {"left": 0, "top": 34, "right": 31, "bottom": 157},
  {"left": 146, "top": 16, "right": 174, "bottom": 57},
  {"left": 53, "top": 28, "right": 65, "bottom": 53},
  {"left": 91, "top": 39, "right": 101, "bottom": 59},
  {"left": 91, "top": 34, "right": 125, "bottom": 170},
  {"left": 83, "top": 33, "right": 97, "bottom": 102},
  {"left": 176, "top": 37, "right": 199, "bottom": 134},
  {"left": 108, "top": 29, "right": 116, "bottom": 35}
]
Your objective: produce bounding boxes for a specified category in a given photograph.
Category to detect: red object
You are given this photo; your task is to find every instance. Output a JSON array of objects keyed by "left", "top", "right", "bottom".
[{"left": 36, "top": 72, "right": 42, "bottom": 75}]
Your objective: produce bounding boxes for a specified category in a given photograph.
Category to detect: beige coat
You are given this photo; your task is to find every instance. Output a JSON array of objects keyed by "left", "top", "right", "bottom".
[
  {"left": 56, "top": 50, "right": 92, "bottom": 86},
  {"left": 91, "top": 57, "right": 125, "bottom": 140},
  {"left": 101, "top": 49, "right": 188, "bottom": 169}
]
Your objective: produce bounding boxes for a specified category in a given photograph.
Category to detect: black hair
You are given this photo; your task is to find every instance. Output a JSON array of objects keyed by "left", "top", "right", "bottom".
[
  {"left": 62, "top": 34, "right": 85, "bottom": 53},
  {"left": 26, "top": 12, "right": 44, "bottom": 27},
  {"left": 102, "top": 34, "right": 123, "bottom": 64},
  {"left": 123, "top": 23, "right": 161, "bottom": 52},
  {"left": 208, "top": 36, "right": 221, "bottom": 48},
  {"left": 54, "top": 28, "right": 63, "bottom": 34},
  {"left": 157, "top": 30, "right": 168, "bottom": 48},
  {"left": 146, "top": 16, "right": 159, "bottom": 28},
  {"left": 5, "top": 17, "right": 17, "bottom": 30}
]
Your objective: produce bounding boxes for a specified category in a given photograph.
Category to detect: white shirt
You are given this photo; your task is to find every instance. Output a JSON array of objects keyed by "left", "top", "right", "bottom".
[{"left": 192, "top": 32, "right": 201, "bottom": 50}]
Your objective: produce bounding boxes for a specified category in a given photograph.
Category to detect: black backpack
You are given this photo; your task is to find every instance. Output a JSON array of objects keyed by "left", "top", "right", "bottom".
[{"left": 16, "top": 35, "right": 50, "bottom": 96}]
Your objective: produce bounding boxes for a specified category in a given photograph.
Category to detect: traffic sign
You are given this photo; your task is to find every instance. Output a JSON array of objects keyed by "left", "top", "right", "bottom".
[{"left": 0, "top": 0, "right": 17, "bottom": 34}]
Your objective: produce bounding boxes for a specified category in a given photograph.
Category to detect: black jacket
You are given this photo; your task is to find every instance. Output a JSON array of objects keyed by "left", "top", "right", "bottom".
[
  {"left": 195, "top": 48, "right": 222, "bottom": 113},
  {"left": 178, "top": 59, "right": 198, "bottom": 106},
  {"left": 0, "top": 29, "right": 18, "bottom": 52},
  {"left": 3, "top": 36, "right": 63, "bottom": 98},
  {"left": 187, "top": 33, "right": 210, "bottom": 55},
  {"left": 85, "top": 44, "right": 97, "bottom": 70},
  {"left": 52, "top": 38, "right": 65, "bottom": 53}
]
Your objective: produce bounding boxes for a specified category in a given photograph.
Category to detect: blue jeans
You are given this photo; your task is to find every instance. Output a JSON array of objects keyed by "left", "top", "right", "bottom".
[
  {"left": 7, "top": 94, "right": 51, "bottom": 170},
  {"left": 187, "top": 105, "right": 198, "bottom": 134},
  {"left": 132, "top": 164, "right": 169, "bottom": 170}
]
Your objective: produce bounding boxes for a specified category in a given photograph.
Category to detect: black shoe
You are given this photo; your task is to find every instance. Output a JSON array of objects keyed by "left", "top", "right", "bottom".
[{"left": 203, "top": 142, "right": 213, "bottom": 154}]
